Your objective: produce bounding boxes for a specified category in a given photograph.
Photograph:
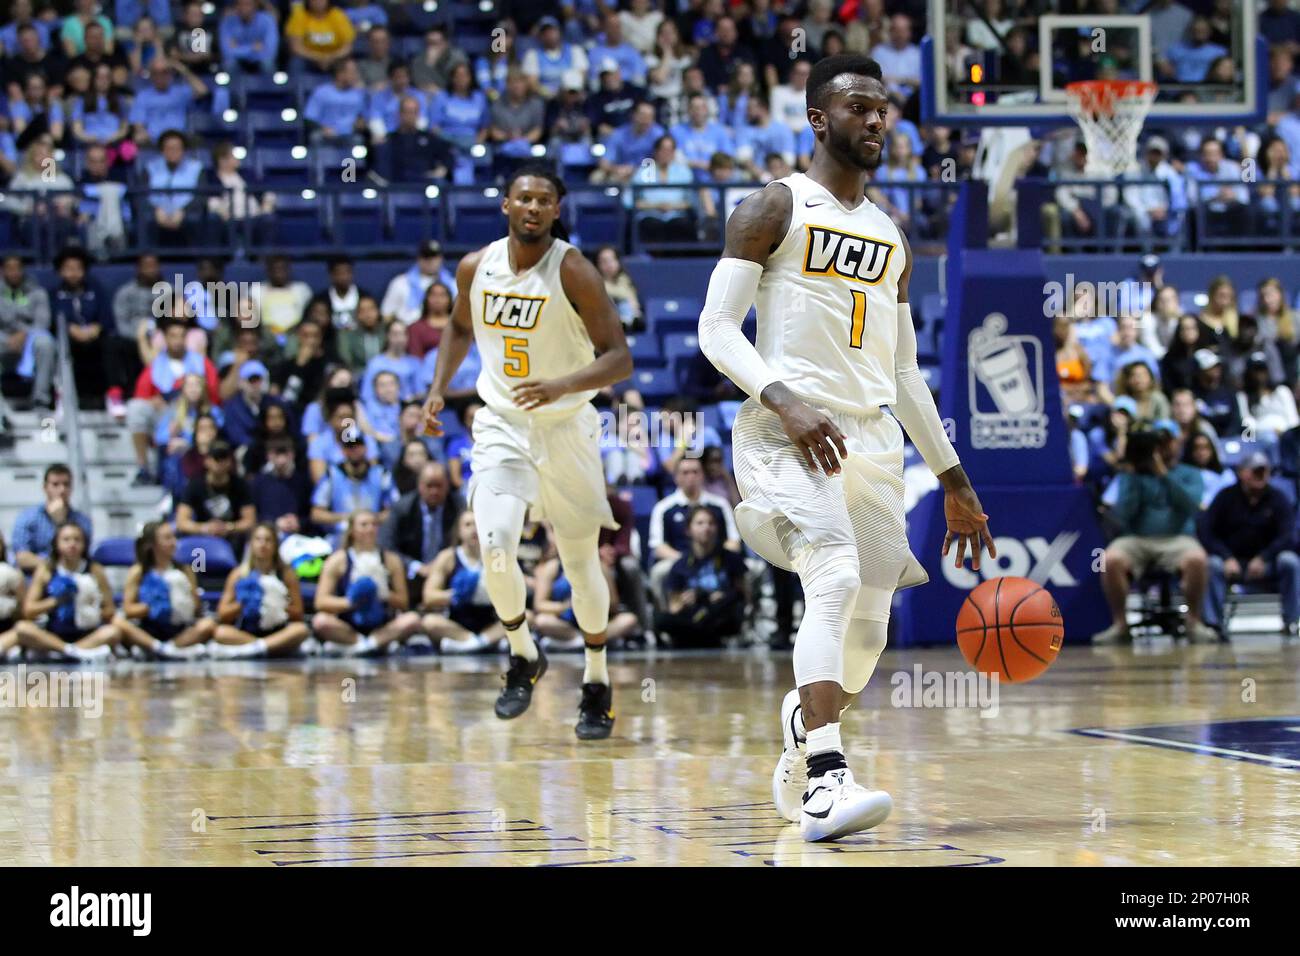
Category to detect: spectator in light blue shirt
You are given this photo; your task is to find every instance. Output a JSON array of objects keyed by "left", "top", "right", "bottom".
[
  {"left": 418, "top": 340, "right": 482, "bottom": 400},
  {"left": 870, "top": 14, "right": 922, "bottom": 97},
  {"left": 629, "top": 133, "right": 697, "bottom": 224},
  {"left": 598, "top": 100, "right": 663, "bottom": 182},
  {"left": 70, "top": 67, "right": 129, "bottom": 145},
  {"left": 733, "top": 97, "right": 794, "bottom": 177},
  {"left": 0, "top": 0, "right": 53, "bottom": 52},
  {"left": 129, "top": 57, "right": 208, "bottom": 145},
  {"left": 304, "top": 58, "right": 369, "bottom": 141},
  {"left": 588, "top": 13, "right": 647, "bottom": 87},
  {"left": 145, "top": 130, "right": 203, "bottom": 238},
  {"left": 427, "top": 62, "right": 488, "bottom": 150},
  {"left": 669, "top": 93, "right": 733, "bottom": 173},
  {"left": 8, "top": 75, "right": 66, "bottom": 143},
  {"left": 1186, "top": 138, "right": 1249, "bottom": 234},
  {"left": 1158, "top": 18, "right": 1227, "bottom": 84},
  {"left": 220, "top": 0, "right": 279, "bottom": 74},
  {"left": 115, "top": 0, "right": 171, "bottom": 31},
  {"left": 369, "top": 63, "right": 428, "bottom": 140}
]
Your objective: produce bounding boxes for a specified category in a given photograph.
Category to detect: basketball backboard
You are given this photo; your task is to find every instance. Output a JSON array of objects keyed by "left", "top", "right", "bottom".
[{"left": 920, "top": 0, "right": 1265, "bottom": 128}]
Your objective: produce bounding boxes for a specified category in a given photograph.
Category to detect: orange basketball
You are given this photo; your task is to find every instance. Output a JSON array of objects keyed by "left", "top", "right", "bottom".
[{"left": 955, "top": 577, "right": 1063, "bottom": 683}]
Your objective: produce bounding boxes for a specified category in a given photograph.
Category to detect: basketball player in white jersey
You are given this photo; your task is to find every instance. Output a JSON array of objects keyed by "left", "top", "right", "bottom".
[
  {"left": 421, "top": 165, "right": 632, "bottom": 740},
  {"left": 698, "top": 55, "right": 997, "bottom": 841}
]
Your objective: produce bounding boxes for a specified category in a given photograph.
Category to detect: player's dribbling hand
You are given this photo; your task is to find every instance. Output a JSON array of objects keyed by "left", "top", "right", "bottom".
[
  {"left": 777, "top": 399, "right": 848, "bottom": 476},
  {"left": 422, "top": 391, "right": 445, "bottom": 437},
  {"left": 512, "top": 379, "right": 566, "bottom": 411},
  {"left": 941, "top": 482, "right": 996, "bottom": 571}
]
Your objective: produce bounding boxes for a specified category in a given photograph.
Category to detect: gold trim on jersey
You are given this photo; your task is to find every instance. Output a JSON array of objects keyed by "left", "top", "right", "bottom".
[
  {"left": 800, "top": 224, "right": 897, "bottom": 285},
  {"left": 482, "top": 291, "right": 548, "bottom": 331}
]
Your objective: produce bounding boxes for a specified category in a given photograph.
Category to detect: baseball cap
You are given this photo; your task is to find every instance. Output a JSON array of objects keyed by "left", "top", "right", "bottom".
[
  {"left": 208, "top": 440, "right": 234, "bottom": 460},
  {"left": 1152, "top": 418, "right": 1181, "bottom": 437},
  {"left": 537, "top": 15, "right": 560, "bottom": 31},
  {"left": 561, "top": 69, "right": 585, "bottom": 92},
  {"left": 598, "top": 58, "right": 619, "bottom": 75},
  {"left": 240, "top": 359, "right": 269, "bottom": 380},
  {"left": 1144, "top": 135, "right": 1169, "bottom": 155},
  {"left": 341, "top": 431, "right": 366, "bottom": 448},
  {"left": 1139, "top": 253, "right": 1161, "bottom": 274},
  {"left": 1240, "top": 450, "right": 1271, "bottom": 472},
  {"left": 1246, "top": 351, "right": 1271, "bottom": 370},
  {"left": 1113, "top": 395, "right": 1138, "bottom": 417},
  {"left": 417, "top": 240, "right": 442, "bottom": 259},
  {"left": 1193, "top": 348, "right": 1221, "bottom": 371}
]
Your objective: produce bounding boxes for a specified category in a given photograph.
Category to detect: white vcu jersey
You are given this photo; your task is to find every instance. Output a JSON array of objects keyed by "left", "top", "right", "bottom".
[
  {"left": 755, "top": 173, "right": 906, "bottom": 414},
  {"left": 470, "top": 236, "right": 596, "bottom": 420}
]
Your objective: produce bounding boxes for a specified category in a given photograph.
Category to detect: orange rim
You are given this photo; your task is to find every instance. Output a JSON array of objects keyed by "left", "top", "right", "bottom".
[{"left": 1065, "top": 80, "right": 1157, "bottom": 116}]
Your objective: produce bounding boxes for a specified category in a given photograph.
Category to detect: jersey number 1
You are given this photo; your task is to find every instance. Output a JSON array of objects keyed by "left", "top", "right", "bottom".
[{"left": 848, "top": 289, "right": 867, "bottom": 349}]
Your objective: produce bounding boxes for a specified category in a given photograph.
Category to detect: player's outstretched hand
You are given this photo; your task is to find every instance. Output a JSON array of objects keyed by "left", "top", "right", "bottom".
[
  {"left": 512, "top": 379, "right": 566, "bottom": 411},
  {"left": 777, "top": 399, "right": 848, "bottom": 476},
  {"left": 941, "top": 480, "right": 996, "bottom": 571},
  {"left": 422, "top": 391, "right": 446, "bottom": 437}
]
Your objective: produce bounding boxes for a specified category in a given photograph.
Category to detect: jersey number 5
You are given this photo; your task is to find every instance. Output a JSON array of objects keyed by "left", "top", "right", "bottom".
[
  {"left": 848, "top": 289, "right": 868, "bottom": 349},
  {"left": 503, "top": 336, "right": 530, "bottom": 377}
]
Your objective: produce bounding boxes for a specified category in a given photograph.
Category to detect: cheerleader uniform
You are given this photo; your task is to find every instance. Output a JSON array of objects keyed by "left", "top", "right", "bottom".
[
  {"left": 42, "top": 561, "right": 105, "bottom": 642},
  {"left": 0, "top": 561, "right": 22, "bottom": 633},
  {"left": 447, "top": 547, "right": 496, "bottom": 633},
  {"left": 135, "top": 565, "right": 199, "bottom": 641},
  {"left": 336, "top": 548, "right": 395, "bottom": 636},
  {"left": 232, "top": 569, "right": 291, "bottom": 638}
]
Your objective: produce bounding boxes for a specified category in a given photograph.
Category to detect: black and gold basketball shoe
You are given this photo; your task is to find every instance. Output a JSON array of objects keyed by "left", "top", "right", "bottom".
[
  {"left": 494, "top": 645, "right": 549, "bottom": 720},
  {"left": 575, "top": 683, "right": 615, "bottom": 740}
]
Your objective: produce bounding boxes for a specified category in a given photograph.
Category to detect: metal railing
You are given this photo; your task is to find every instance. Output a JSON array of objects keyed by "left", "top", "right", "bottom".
[
  {"left": 0, "top": 179, "right": 966, "bottom": 261},
  {"left": 53, "top": 309, "right": 90, "bottom": 515}
]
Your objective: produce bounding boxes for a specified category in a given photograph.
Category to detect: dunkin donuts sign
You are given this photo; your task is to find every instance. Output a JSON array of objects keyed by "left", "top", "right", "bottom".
[{"left": 967, "top": 313, "right": 1048, "bottom": 450}]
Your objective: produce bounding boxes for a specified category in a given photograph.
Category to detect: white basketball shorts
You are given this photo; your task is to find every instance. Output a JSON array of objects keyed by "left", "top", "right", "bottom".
[
  {"left": 467, "top": 403, "right": 615, "bottom": 539},
  {"left": 731, "top": 398, "right": 928, "bottom": 593}
]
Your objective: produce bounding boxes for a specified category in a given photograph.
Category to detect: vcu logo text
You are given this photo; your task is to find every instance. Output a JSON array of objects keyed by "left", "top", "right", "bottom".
[
  {"left": 802, "top": 225, "right": 895, "bottom": 284},
  {"left": 483, "top": 292, "right": 547, "bottom": 329}
]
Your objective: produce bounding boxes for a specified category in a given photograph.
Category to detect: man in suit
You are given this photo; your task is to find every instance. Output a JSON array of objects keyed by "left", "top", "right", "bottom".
[{"left": 380, "top": 461, "right": 463, "bottom": 591}]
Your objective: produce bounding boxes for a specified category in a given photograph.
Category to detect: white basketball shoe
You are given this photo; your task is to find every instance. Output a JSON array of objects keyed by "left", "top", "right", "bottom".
[
  {"left": 772, "top": 689, "right": 808, "bottom": 823},
  {"left": 799, "top": 766, "right": 893, "bottom": 842}
]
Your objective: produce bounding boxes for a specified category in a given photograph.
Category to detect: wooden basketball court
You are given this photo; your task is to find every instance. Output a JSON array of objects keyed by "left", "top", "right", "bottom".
[{"left": 2, "top": 641, "right": 1297, "bottom": 866}]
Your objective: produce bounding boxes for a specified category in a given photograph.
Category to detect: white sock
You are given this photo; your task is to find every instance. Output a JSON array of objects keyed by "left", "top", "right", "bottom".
[
  {"left": 241, "top": 638, "right": 267, "bottom": 658},
  {"left": 505, "top": 618, "right": 537, "bottom": 661},
  {"left": 441, "top": 633, "right": 484, "bottom": 654},
  {"left": 583, "top": 642, "right": 609, "bottom": 685},
  {"left": 805, "top": 722, "right": 843, "bottom": 761}
]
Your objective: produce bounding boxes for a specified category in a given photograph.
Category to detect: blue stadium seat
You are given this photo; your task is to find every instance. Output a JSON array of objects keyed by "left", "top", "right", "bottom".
[
  {"left": 91, "top": 537, "right": 137, "bottom": 567},
  {"left": 337, "top": 191, "right": 386, "bottom": 246},
  {"left": 631, "top": 367, "right": 676, "bottom": 402},
  {"left": 661, "top": 331, "right": 700, "bottom": 365},
  {"left": 390, "top": 191, "right": 443, "bottom": 245},
  {"left": 448, "top": 193, "right": 506, "bottom": 246},
  {"left": 311, "top": 145, "right": 357, "bottom": 183},
  {"left": 237, "top": 74, "right": 297, "bottom": 113},
  {"left": 190, "top": 110, "right": 245, "bottom": 144},
  {"left": 645, "top": 296, "right": 702, "bottom": 334},
  {"left": 568, "top": 190, "right": 625, "bottom": 246},
  {"left": 256, "top": 147, "right": 310, "bottom": 186},
  {"left": 176, "top": 535, "right": 238, "bottom": 576},
  {"left": 271, "top": 193, "right": 331, "bottom": 247},
  {"left": 626, "top": 333, "right": 664, "bottom": 367},
  {"left": 246, "top": 110, "right": 302, "bottom": 146}
]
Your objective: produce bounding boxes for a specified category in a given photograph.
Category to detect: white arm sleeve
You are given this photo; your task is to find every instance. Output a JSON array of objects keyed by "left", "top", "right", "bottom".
[
  {"left": 697, "top": 257, "right": 782, "bottom": 403},
  {"left": 893, "top": 302, "right": 961, "bottom": 476}
]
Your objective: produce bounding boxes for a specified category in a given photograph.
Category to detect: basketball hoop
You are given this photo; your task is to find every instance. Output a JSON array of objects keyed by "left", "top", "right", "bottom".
[{"left": 1065, "top": 80, "right": 1157, "bottom": 178}]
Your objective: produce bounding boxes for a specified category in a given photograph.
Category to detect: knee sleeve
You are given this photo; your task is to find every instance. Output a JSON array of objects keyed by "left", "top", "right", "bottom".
[
  {"left": 474, "top": 494, "right": 528, "bottom": 621},
  {"left": 555, "top": 532, "right": 609, "bottom": 635},
  {"left": 842, "top": 616, "right": 888, "bottom": 695},
  {"left": 791, "top": 543, "right": 861, "bottom": 689}
]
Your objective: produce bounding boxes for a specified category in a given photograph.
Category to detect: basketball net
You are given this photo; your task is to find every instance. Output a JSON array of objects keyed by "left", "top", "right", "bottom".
[{"left": 1064, "top": 80, "right": 1157, "bottom": 178}]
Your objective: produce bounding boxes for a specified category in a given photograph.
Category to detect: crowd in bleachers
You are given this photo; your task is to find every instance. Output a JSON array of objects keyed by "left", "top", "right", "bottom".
[
  {"left": 0, "top": 1, "right": 1297, "bottom": 255},
  {"left": 1056, "top": 255, "right": 1300, "bottom": 643},
  {"left": 0, "top": 232, "right": 789, "bottom": 657}
]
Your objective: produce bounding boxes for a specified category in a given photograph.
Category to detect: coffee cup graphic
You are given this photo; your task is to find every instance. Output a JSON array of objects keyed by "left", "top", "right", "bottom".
[{"left": 969, "top": 314, "right": 1038, "bottom": 416}]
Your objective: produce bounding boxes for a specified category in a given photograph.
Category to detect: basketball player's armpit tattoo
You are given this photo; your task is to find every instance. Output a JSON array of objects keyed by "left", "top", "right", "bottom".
[{"left": 723, "top": 184, "right": 792, "bottom": 262}]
